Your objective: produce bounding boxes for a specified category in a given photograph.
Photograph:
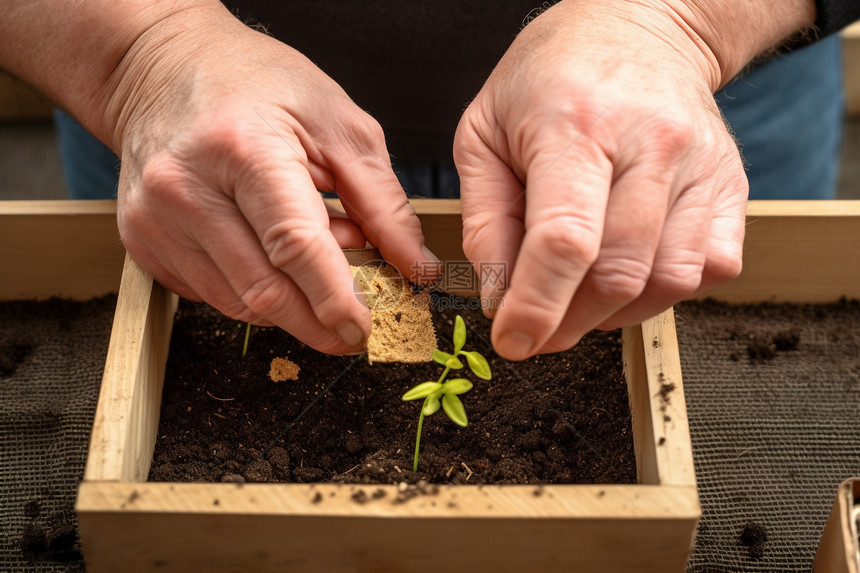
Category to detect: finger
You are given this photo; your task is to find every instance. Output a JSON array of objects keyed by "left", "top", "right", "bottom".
[
  {"left": 585, "top": 184, "right": 713, "bottom": 334},
  {"left": 695, "top": 166, "right": 747, "bottom": 295},
  {"left": 119, "top": 194, "right": 286, "bottom": 328},
  {"left": 117, "top": 188, "right": 205, "bottom": 302},
  {"left": 321, "top": 113, "right": 442, "bottom": 285},
  {"left": 139, "top": 147, "right": 363, "bottom": 353},
  {"left": 590, "top": 179, "right": 745, "bottom": 332},
  {"left": 189, "top": 206, "right": 355, "bottom": 352},
  {"left": 182, "top": 230, "right": 346, "bottom": 351},
  {"left": 454, "top": 112, "right": 525, "bottom": 319},
  {"left": 224, "top": 132, "right": 371, "bottom": 349},
  {"left": 490, "top": 137, "right": 613, "bottom": 361},
  {"left": 326, "top": 203, "right": 367, "bottom": 248},
  {"left": 534, "top": 156, "right": 677, "bottom": 353}
]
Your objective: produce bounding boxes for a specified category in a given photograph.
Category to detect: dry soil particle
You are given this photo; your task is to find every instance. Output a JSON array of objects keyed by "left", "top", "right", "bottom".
[
  {"left": 149, "top": 295, "right": 636, "bottom": 486},
  {"left": 269, "top": 357, "right": 300, "bottom": 382},
  {"left": 739, "top": 520, "right": 768, "bottom": 560},
  {"left": 0, "top": 341, "right": 33, "bottom": 377}
]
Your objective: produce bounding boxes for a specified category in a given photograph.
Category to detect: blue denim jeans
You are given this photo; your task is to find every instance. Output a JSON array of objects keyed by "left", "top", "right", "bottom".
[
  {"left": 53, "top": 109, "right": 119, "bottom": 200},
  {"left": 716, "top": 36, "right": 844, "bottom": 200},
  {"left": 56, "top": 35, "right": 844, "bottom": 201}
]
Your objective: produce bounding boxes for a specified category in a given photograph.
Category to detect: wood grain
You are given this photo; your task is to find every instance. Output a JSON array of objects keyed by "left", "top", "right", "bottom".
[
  {"left": 701, "top": 201, "right": 860, "bottom": 302},
  {"left": 814, "top": 479, "right": 860, "bottom": 573},
  {"left": 0, "top": 200, "right": 124, "bottom": 300}
]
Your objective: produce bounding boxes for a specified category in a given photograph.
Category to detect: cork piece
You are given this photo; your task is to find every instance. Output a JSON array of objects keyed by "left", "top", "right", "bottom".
[
  {"left": 269, "top": 357, "right": 300, "bottom": 382},
  {"left": 350, "top": 261, "right": 436, "bottom": 364}
]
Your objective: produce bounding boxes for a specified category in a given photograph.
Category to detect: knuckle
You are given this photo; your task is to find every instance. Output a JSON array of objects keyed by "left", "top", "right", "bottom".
[
  {"left": 261, "top": 224, "right": 322, "bottom": 271},
  {"left": 705, "top": 249, "right": 743, "bottom": 284},
  {"left": 200, "top": 117, "right": 250, "bottom": 154},
  {"left": 387, "top": 199, "right": 423, "bottom": 236},
  {"left": 642, "top": 118, "right": 695, "bottom": 162},
  {"left": 135, "top": 154, "right": 209, "bottom": 233},
  {"left": 588, "top": 259, "right": 652, "bottom": 302},
  {"left": 649, "top": 259, "right": 706, "bottom": 300},
  {"left": 531, "top": 219, "right": 601, "bottom": 268},
  {"left": 237, "top": 275, "right": 288, "bottom": 320},
  {"left": 336, "top": 107, "right": 388, "bottom": 154}
]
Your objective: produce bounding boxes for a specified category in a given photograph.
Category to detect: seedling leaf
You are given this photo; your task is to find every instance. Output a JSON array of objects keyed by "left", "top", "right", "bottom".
[
  {"left": 422, "top": 394, "right": 441, "bottom": 416},
  {"left": 441, "top": 393, "right": 468, "bottom": 427},
  {"left": 443, "top": 378, "right": 473, "bottom": 395},
  {"left": 453, "top": 315, "right": 466, "bottom": 353},
  {"left": 403, "top": 381, "right": 443, "bottom": 401},
  {"left": 432, "top": 349, "right": 463, "bottom": 369},
  {"left": 432, "top": 349, "right": 453, "bottom": 366},
  {"left": 463, "top": 351, "right": 492, "bottom": 380}
]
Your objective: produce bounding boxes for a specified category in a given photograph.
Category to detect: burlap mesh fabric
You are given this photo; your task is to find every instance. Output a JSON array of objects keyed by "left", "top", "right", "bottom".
[
  {"left": 677, "top": 299, "right": 860, "bottom": 572},
  {"left": 0, "top": 296, "right": 116, "bottom": 573},
  {"left": 1, "top": 294, "right": 857, "bottom": 571}
]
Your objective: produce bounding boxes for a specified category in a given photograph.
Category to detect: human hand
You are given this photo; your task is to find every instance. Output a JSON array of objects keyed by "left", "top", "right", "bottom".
[
  {"left": 453, "top": 0, "right": 753, "bottom": 360},
  {"left": 105, "top": 3, "right": 440, "bottom": 354}
]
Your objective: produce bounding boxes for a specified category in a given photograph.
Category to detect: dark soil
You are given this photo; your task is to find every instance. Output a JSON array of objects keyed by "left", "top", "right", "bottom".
[
  {"left": 20, "top": 508, "right": 82, "bottom": 563},
  {"left": 0, "top": 341, "right": 33, "bottom": 377},
  {"left": 739, "top": 520, "right": 768, "bottom": 560},
  {"left": 149, "top": 295, "right": 637, "bottom": 486}
]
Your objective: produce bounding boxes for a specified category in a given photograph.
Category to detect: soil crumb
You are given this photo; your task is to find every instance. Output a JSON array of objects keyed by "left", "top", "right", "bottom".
[
  {"left": 739, "top": 520, "right": 768, "bottom": 560},
  {"left": 269, "top": 357, "right": 300, "bottom": 382},
  {"left": 0, "top": 341, "right": 33, "bottom": 377}
]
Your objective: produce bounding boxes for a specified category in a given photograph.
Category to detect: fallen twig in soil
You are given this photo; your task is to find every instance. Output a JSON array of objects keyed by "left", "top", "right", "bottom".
[
  {"left": 342, "top": 464, "right": 360, "bottom": 475},
  {"left": 461, "top": 462, "right": 474, "bottom": 481},
  {"left": 206, "top": 391, "right": 234, "bottom": 401}
]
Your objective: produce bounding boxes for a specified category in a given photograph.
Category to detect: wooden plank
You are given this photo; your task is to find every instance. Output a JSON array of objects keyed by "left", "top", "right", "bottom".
[
  {"left": 77, "top": 481, "right": 698, "bottom": 573},
  {"left": 83, "top": 255, "right": 177, "bottom": 482},
  {"left": 814, "top": 479, "right": 860, "bottom": 573},
  {"left": 622, "top": 322, "right": 657, "bottom": 484},
  {"left": 641, "top": 311, "right": 696, "bottom": 488},
  {"left": 622, "top": 310, "right": 696, "bottom": 489},
  {"left": 77, "top": 481, "right": 699, "bottom": 519},
  {"left": 0, "top": 200, "right": 125, "bottom": 300},
  {"left": 702, "top": 201, "right": 860, "bottom": 302}
]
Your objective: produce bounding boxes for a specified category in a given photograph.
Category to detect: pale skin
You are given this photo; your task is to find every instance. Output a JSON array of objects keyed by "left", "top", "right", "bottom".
[{"left": 1, "top": 0, "right": 815, "bottom": 359}]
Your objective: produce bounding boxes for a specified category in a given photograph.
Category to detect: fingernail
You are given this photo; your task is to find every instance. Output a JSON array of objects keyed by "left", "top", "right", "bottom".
[
  {"left": 336, "top": 321, "right": 366, "bottom": 348},
  {"left": 421, "top": 244, "right": 441, "bottom": 264},
  {"left": 498, "top": 331, "right": 534, "bottom": 360},
  {"left": 481, "top": 289, "right": 503, "bottom": 319}
]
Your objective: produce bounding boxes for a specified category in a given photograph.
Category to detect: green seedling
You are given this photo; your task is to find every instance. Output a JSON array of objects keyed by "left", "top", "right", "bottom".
[
  {"left": 402, "top": 315, "right": 492, "bottom": 472},
  {"left": 242, "top": 322, "right": 252, "bottom": 357}
]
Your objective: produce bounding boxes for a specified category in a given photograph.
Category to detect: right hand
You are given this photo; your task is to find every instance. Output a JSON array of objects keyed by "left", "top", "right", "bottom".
[
  {"left": 453, "top": 0, "right": 749, "bottom": 360},
  {"left": 105, "top": 3, "right": 441, "bottom": 354}
]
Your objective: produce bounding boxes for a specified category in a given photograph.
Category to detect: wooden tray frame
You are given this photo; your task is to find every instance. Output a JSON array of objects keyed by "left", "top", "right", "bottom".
[
  {"left": 815, "top": 479, "right": 860, "bottom": 573},
  {"left": 8, "top": 200, "right": 857, "bottom": 571},
  {"left": 73, "top": 199, "right": 698, "bottom": 573}
]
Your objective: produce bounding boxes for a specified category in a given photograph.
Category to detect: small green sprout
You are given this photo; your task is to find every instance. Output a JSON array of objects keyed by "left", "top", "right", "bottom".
[
  {"left": 402, "top": 315, "right": 492, "bottom": 472},
  {"left": 242, "top": 322, "right": 252, "bottom": 357}
]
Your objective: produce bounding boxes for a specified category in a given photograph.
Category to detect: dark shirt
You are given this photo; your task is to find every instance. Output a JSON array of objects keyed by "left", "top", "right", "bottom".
[
  {"left": 815, "top": 0, "right": 860, "bottom": 38},
  {"left": 226, "top": 1, "right": 860, "bottom": 163},
  {"left": 226, "top": 1, "right": 537, "bottom": 161}
]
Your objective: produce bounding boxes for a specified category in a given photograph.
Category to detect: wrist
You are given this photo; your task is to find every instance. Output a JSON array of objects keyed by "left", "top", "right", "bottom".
[
  {"left": 648, "top": 0, "right": 816, "bottom": 90},
  {"left": 101, "top": 3, "right": 229, "bottom": 153}
]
